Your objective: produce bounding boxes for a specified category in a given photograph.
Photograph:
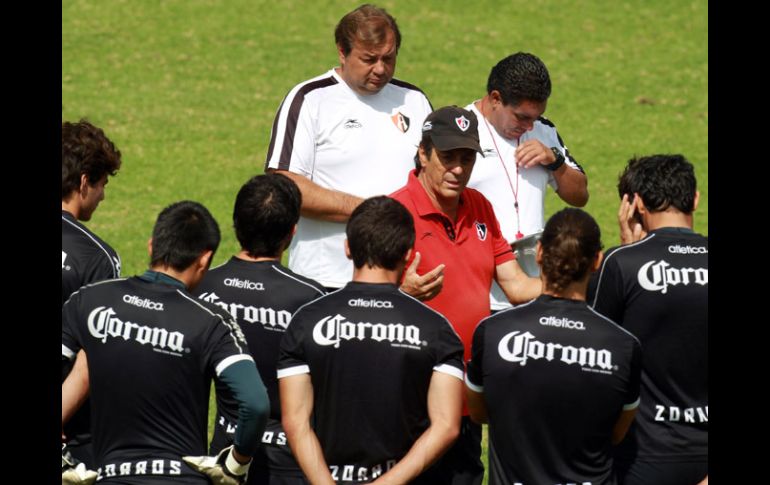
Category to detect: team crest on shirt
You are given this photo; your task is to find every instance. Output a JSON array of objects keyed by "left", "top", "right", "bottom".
[
  {"left": 475, "top": 222, "right": 487, "bottom": 241},
  {"left": 455, "top": 115, "right": 470, "bottom": 132},
  {"left": 391, "top": 112, "right": 410, "bottom": 133}
]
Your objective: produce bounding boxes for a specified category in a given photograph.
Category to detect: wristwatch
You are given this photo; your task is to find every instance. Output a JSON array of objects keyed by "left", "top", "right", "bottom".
[{"left": 545, "top": 147, "right": 565, "bottom": 171}]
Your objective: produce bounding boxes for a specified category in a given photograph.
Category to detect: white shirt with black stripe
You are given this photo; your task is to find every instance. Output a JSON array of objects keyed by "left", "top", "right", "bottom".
[
  {"left": 465, "top": 102, "right": 585, "bottom": 310},
  {"left": 265, "top": 68, "right": 432, "bottom": 288}
]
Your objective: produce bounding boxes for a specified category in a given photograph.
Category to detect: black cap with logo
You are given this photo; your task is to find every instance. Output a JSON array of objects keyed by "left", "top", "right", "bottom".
[{"left": 421, "top": 106, "right": 484, "bottom": 155}]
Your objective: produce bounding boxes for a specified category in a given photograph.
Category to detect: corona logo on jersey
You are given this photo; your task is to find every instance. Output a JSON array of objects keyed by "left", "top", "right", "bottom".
[
  {"left": 539, "top": 315, "right": 585, "bottom": 330},
  {"left": 224, "top": 277, "right": 265, "bottom": 291},
  {"left": 123, "top": 294, "right": 165, "bottom": 311},
  {"left": 198, "top": 292, "right": 291, "bottom": 330},
  {"left": 87, "top": 306, "right": 186, "bottom": 353},
  {"left": 497, "top": 330, "right": 613, "bottom": 370},
  {"left": 347, "top": 298, "right": 394, "bottom": 309},
  {"left": 312, "top": 314, "right": 422, "bottom": 349},
  {"left": 637, "top": 260, "right": 708, "bottom": 294}
]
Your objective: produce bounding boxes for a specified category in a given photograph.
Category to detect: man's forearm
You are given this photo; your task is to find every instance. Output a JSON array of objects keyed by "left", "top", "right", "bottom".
[
  {"left": 285, "top": 421, "right": 335, "bottom": 485},
  {"left": 554, "top": 166, "right": 589, "bottom": 207},
  {"left": 274, "top": 170, "right": 364, "bottom": 222},
  {"left": 62, "top": 350, "right": 89, "bottom": 426}
]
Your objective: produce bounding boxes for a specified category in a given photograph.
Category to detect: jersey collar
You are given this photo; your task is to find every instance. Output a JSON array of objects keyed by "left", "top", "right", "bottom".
[{"left": 137, "top": 270, "right": 187, "bottom": 289}]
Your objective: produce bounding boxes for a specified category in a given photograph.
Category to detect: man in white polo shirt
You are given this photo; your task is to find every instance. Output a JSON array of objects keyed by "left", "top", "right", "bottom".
[{"left": 265, "top": 4, "right": 436, "bottom": 293}]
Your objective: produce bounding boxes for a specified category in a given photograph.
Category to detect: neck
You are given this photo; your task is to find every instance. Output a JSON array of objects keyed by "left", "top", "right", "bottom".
[
  {"left": 352, "top": 265, "right": 401, "bottom": 285},
  {"left": 149, "top": 265, "right": 194, "bottom": 289},
  {"left": 235, "top": 250, "right": 280, "bottom": 263},
  {"left": 475, "top": 96, "right": 492, "bottom": 118},
  {"left": 644, "top": 210, "right": 693, "bottom": 232},
  {"left": 541, "top": 277, "right": 589, "bottom": 301},
  {"left": 61, "top": 199, "right": 81, "bottom": 220},
  {"left": 417, "top": 171, "right": 460, "bottom": 221}
]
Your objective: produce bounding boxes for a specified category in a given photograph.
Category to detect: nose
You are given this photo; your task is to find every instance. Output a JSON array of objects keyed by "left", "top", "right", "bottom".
[{"left": 372, "top": 60, "right": 386, "bottom": 75}]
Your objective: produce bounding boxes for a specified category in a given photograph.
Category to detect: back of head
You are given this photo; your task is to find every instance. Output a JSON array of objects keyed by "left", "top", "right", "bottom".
[
  {"left": 335, "top": 3, "right": 401, "bottom": 56},
  {"left": 617, "top": 154, "right": 697, "bottom": 214},
  {"left": 540, "top": 208, "right": 602, "bottom": 294},
  {"left": 62, "top": 119, "right": 122, "bottom": 199},
  {"left": 150, "top": 201, "right": 221, "bottom": 272},
  {"left": 234, "top": 173, "right": 302, "bottom": 258},
  {"left": 347, "top": 196, "right": 414, "bottom": 270},
  {"left": 487, "top": 52, "right": 551, "bottom": 106}
]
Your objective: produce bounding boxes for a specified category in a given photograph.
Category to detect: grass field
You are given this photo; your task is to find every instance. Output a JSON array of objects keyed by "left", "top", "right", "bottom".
[{"left": 63, "top": 1, "right": 707, "bottom": 482}]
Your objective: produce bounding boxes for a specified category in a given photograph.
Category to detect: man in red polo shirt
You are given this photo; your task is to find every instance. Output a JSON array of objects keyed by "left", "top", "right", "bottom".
[{"left": 391, "top": 105, "right": 541, "bottom": 485}]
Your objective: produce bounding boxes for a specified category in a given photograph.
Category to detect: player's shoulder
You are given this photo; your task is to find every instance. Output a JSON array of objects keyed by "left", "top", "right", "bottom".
[
  {"left": 62, "top": 213, "right": 119, "bottom": 257},
  {"left": 388, "top": 77, "right": 428, "bottom": 96},
  {"left": 285, "top": 69, "right": 340, "bottom": 101},
  {"left": 268, "top": 263, "right": 326, "bottom": 296},
  {"left": 173, "top": 287, "right": 237, "bottom": 323}
]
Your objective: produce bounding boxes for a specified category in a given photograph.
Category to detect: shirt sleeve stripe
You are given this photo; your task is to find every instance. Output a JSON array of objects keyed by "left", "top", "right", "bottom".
[
  {"left": 62, "top": 344, "right": 76, "bottom": 360},
  {"left": 623, "top": 397, "right": 641, "bottom": 410},
  {"left": 215, "top": 354, "right": 255, "bottom": 377},
  {"left": 433, "top": 363, "right": 464, "bottom": 381},
  {"left": 464, "top": 375, "right": 483, "bottom": 392},
  {"left": 277, "top": 365, "right": 310, "bottom": 379}
]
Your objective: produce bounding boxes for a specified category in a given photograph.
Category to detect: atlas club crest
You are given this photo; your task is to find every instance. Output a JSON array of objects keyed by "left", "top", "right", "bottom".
[
  {"left": 455, "top": 115, "right": 470, "bottom": 131},
  {"left": 391, "top": 112, "right": 410, "bottom": 133}
]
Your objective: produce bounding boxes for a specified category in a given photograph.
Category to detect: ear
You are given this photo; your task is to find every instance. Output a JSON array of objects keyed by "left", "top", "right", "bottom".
[
  {"left": 693, "top": 190, "right": 700, "bottom": 212},
  {"left": 337, "top": 43, "right": 347, "bottom": 66},
  {"left": 79, "top": 174, "right": 90, "bottom": 197},
  {"left": 489, "top": 90, "right": 503, "bottom": 107},
  {"left": 417, "top": 145, "right": 429, "bottom": 169},
  {"left": 198, "top": 250, "right": 213, "bottom": 271},
  {"left": 344, "top": 239, "right": 352, "bottom": 260},
  {"left": 292, "top": 224, "right": 298, "bottom": 236},
  {"left": 147, "top": 238, "right": 153, "bottom": 258},
  {"left": 535, "top": 241, "right": 543, "bottom": 265},
  {"left": 591, "top": 251, "right": 604, "bottom": 273},
  {"left": 633, "top": 192, "right": 646, "bottom": 215},
  {"left": 404, "top": 248, "right": 412, "bottom": 265}
]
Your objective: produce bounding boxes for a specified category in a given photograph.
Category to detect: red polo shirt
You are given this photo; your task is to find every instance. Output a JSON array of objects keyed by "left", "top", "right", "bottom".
[{"left": 390, "top": 169, "right": 514, "bottom": 363}]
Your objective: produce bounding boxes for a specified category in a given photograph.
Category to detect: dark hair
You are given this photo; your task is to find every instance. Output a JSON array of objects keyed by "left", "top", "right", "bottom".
[
  {"left": 346, "top": 196, "right": 414, "bottom": 270},
  {"left": 540, "top": 208, "right": 602, "bottom": 294},
  {"left": 150, "top": 201, "right": 221, "bottom": 271},
  {"left": 413, "top": 132, "right": 435, "bottom": 174},
  {"left": 62, "top": 119, "right": 122, "bottom": 199},
  {"left": 617, "top": 154, "right": 697, "bottom": 214},
  {"left": 487, "top": 52, "right": 551, "bottom": 106},
  {"left": 234, "top": 173, "right": 301, "bottom": 258},
  {"left": 335, "top": 4, "right": 401, "bottom": 56}
]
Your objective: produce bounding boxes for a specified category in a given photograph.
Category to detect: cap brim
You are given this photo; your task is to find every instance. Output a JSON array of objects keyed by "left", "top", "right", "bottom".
[{"left": 431, "top": 135, "right": 484, "bottom": 156}]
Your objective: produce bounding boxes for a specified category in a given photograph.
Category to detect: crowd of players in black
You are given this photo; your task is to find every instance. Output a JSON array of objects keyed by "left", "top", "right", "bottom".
[{"left": 62, "top": 5, "right": 707, "bottom": 485}]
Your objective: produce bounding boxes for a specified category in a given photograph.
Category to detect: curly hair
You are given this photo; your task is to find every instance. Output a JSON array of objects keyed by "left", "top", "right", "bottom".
[
  {"left": 540, "top": 208, "right": 602, "bottom": 294},
  {"left": 62, "top": 120, "right": 122, "bottom": 199},
  {"left": 617, "top": 154, "right": 697, "bottom": 214},
  {"left": 487, "top": 52, "right": 551, "bottom": 106}
]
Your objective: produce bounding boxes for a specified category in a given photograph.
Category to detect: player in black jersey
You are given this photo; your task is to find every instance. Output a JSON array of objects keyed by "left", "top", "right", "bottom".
[
  {"left": 466, "top": 208, "right": 641, "bottom": 485},
  {"left": 278, "top": 196, "right": 464, "bottom": 484},
  {"left": 62, "top": 201, "right": 269, "bottom": 484},
  {"left": 61, "top": 119, "right": 123, "bottom": 471},
  {"left": 193, "top": 174, "right": 325, "bottom": 484},
  {"left": 588, "top": 154, "right": 708, "bottom": 485}
]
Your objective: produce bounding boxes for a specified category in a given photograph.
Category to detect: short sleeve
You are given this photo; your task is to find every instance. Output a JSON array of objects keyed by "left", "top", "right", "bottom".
[
  {"left": 276, "top": 310, "right": 310, "bottom": 379},
  {"left": 465, "top": 321, "right": 487, "bottom": 392}
]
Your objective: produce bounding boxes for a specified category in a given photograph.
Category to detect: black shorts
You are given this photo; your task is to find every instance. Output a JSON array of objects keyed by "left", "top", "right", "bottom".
[{"left": 615, "top": 458, "right": 707, "bottom": 485}]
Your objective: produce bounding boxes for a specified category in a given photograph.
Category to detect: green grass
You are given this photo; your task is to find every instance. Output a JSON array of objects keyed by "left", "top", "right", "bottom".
[{"left": 64, "top": 1, "right": 707, "bottom": 482}]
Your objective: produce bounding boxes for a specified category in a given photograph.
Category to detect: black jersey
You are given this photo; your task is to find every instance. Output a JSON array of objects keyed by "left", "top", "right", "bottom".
[
  {"left": 277, "top": 282, "right": 464, "bottom": 484},
  {"left": 61, "top": 210, "right": 121, "bottom": 453},
  {"left": 194, "top": 257, "right": 324, "bottom": 477},
  {"left": 61, "top": 273, "right": 253, "bottom": 483},
  {"left": 588, "top": 228, "right": 708, "bottom": 463},
  {"left": 62, "top": 210, "right": 120, "bottom": 307},
  {"left": 466, "top": 295, "right": 641, "bottom": 485}
]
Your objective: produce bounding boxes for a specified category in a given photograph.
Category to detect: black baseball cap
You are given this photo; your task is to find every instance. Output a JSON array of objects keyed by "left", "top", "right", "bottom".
[{"left": 421, "top": 106, "right": 483, "bottom": 155}]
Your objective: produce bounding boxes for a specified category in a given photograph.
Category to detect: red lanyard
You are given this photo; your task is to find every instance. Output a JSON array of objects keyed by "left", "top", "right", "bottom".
[{"left": 479, "top": 99, "right": 524, "bottom": 240}]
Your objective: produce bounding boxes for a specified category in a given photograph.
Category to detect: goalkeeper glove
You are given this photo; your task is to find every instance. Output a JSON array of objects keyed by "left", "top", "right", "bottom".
[{"left": 183, "top": 445, "right": 250, "bottom": 485}]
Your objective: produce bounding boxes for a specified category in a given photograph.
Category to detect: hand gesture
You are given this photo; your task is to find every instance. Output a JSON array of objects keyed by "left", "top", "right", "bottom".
[{"left": 400, "top": 252, "right": 444, "bottom": 301}]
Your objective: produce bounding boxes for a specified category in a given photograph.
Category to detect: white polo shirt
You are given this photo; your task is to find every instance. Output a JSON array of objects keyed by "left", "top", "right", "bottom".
[
  {"left": 265, "top": 68, "right": 432, "bottom": 288},
  {"left": 465, "top": 101, "right": 585, "bottom": 310}
]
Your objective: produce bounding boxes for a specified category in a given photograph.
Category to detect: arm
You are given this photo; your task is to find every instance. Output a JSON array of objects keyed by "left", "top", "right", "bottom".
[
  {"left": 495, "top": 259, "right": 542, "bottom": 305},
  {"left": 611, "top": 408, "right": 638, "bottom": 445},
  {"left": 280, "top": 374, "right": 335, "bottom": 485},
  {"left": 62, "top": 350, "right": 89, "bottom": 428},
  {"left": 270, "top": 169, "right": 364, "bottom": 223},
  {"left": 400, "top": 251, "right": 445, "bottom": 301},
  {"left": 216, "top": 359, "right": 270, "bottom": 458},
  {"left": 516, "top": 139, "right": 588, "bottom": 207},
  {"left": 466, "top": 388, "right": 488, "bottom": 424},
  {"left": 371, "top": 372, "right": 462, "bottom": 485}
]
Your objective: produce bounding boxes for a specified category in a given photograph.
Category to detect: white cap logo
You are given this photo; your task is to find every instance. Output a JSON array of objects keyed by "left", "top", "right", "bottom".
[{"left": 455, "top": 115, "right": 470, "bottom": 131}]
